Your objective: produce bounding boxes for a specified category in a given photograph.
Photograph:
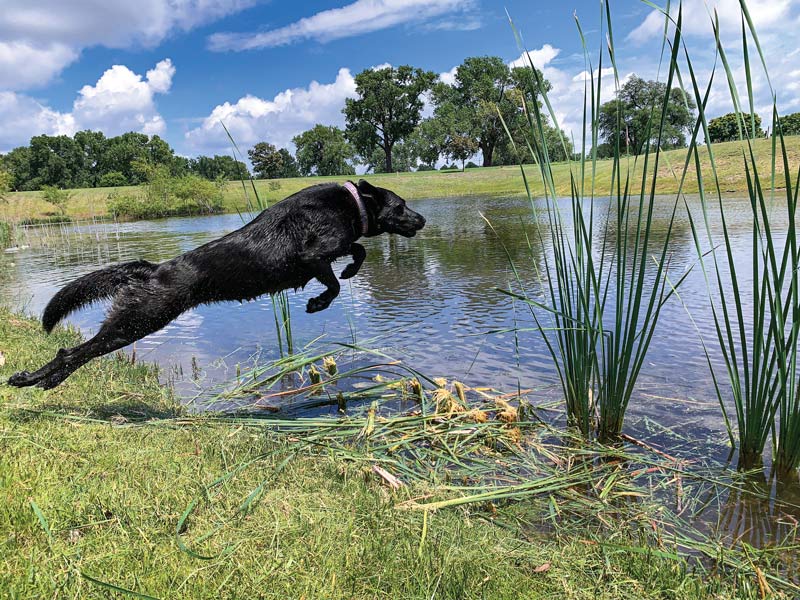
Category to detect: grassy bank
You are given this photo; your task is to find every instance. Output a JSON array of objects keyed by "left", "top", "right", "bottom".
[
  {"left": 1, "top": 136, "right": 797, "bottom": 224},
  {"left": 0, "top": 308, "right": 779, "bottom": 598}
]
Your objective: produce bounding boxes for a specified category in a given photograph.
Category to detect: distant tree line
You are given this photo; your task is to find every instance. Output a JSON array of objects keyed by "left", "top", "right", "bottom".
[
  {"left": 0, "top": 131, "right": 248, "bottom": 191},
  {"left": 6, "top": 58, "right": 799, "bottom": 191}
]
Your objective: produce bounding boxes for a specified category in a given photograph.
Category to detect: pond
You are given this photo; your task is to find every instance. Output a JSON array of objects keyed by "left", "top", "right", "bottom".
[{"left": 0, "top": 194, "right": 780, "bottom": 440}]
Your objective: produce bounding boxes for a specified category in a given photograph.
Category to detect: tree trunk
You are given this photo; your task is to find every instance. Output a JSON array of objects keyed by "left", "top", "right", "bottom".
[
  {"left": 384, "top": 144, "right": 393, "bottom": 173},
  {"left": 482, "top": 143, "right": 494, "bottom": 167}
]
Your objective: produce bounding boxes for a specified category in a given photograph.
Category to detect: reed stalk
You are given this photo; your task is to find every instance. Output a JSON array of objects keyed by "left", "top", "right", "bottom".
[
  {"left": 504, "top": 0, "right": 690, "bottom": 440},
  {"left": 681, "top": 1, "right": 800, "bottom": 476}
]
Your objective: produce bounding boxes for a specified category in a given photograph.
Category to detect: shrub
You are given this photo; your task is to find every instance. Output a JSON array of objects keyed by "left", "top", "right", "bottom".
[
  {"left": 173, "top": 174, "right": 224, "bottom": 213},
  {"left": 41, "top": 186, "right": 73, "bottom": 215},
  {"left": 107, "top": 192, "right": 170, "bottom": 220},
  {"left": 416, "top": 164, "right": 435, "bottom": 172},
  {"left": 465, "top": 161, "right": 480, "bottom": 169},
  {"left": 98, "top": 171, "right": 129, "bottom": 187}
]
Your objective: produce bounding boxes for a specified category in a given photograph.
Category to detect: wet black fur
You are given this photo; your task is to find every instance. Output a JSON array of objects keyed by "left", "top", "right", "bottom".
[{"left": 7, "top": 180, "right": 425, "bottom": 390}]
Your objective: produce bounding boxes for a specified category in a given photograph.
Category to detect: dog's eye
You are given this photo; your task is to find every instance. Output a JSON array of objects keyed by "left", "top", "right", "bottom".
[{"left": 393, "top": 205, "right": 404, "bottom": 215}]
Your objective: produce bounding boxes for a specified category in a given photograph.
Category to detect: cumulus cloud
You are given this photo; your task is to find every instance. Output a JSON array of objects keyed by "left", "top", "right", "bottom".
[
  {"left": 509, "top": 44, "right": 560, "bottom": 70},
  {"left": 626, "top": 0, "right": 800, "bottom": 119},
  {"left": 0, "top": 0, "right": 255, "bottom": 90},
  {"left": 185, "top": 67, "right": 358, "bottom": 154},
  {"left": 628, "top": 0, "right": 791, "bottom": 44},
  {"left": 0, "top": 60, "right": 175, "bottom": 151},
  {"left": 208, "top": 0, "right": 477, "bottom": 51}
]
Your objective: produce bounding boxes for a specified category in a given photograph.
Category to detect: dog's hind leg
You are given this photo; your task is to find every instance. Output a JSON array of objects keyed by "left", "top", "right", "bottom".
[
  {"left": 305, "top": 262, "right": 340, "bottom": 313},
  {"left": 8, "top": 284, "right": 187, "bottom": 389},
  {"left": 340, "top": 243, "right": 366, "bottom": 279}
]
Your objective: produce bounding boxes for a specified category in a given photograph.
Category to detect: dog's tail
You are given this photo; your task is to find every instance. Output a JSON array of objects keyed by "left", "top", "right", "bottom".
[{"left": 42, "top": 260, "right": 158, "bottom": 332}]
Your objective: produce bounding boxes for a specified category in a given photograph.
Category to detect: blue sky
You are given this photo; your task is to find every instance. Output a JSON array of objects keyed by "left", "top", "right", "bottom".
[{"left": 2, "top": 0, "right": 799, "bottom": 158}]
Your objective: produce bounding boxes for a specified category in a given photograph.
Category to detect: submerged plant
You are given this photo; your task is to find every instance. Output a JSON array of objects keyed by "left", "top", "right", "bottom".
[{"left": 504, "top": 1, "right": 691, "bottom": 440}]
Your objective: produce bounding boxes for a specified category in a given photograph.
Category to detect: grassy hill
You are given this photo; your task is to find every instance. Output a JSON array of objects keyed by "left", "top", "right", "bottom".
[{"left": 2, "top": 136, "right": 799, "bottom": 224}]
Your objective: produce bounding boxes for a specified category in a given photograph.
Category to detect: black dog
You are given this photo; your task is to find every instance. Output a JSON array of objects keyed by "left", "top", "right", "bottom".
[{"left": 7, "top": 179, "right": 425, "bottom": 390}]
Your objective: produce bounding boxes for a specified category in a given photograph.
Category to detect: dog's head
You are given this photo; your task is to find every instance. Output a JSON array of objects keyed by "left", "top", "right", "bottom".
[{"left": 357, "top": 179, "right": 426, "bottom": 238}]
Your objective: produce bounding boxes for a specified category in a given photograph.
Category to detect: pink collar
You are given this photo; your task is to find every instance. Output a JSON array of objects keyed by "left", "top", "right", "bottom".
[{"left": 343, "top": 181, "right": 369, "bottom": 236}]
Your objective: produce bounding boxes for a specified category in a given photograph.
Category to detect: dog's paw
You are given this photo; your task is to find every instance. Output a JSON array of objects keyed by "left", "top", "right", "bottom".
[
  {"left": 7, "top": 371, "right": 34, "bottom": 388},
  {"left": 306, "top": 296, "right": 332, "bottom": 313},
  {"left": 340, "top": 263, "right": 359, "bottom": 279},
  {"left": 36, "top": 372, "right": 67, "bottom": 390}
]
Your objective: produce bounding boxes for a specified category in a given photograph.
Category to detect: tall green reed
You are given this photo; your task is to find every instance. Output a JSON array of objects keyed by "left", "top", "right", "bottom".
[
  {"left": 504, "top": 1, "right": 693, "bottom": 440},
  {"left": 222, "top": 123, "right": 294, "bottom": 356},
  {"left": 681, "top": 2, "right": 800, "bottom": 476}
]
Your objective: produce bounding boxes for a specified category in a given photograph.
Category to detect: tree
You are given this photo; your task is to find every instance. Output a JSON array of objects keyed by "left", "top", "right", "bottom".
[
  {"left": 101, "top": 132, "right": 152, "bottom": 185},
  {"left": 27, "top": 135, "right": 86, "bottom": 189},
  {"left": 41, "top": 186, "right": 73, "bottom": 216},
  {"left": 778, "top": 112, "right": 800, "bottom": 136},
  {"left": 445, "top": 135, "right": 479, "bottom": 171},
  {"left": 407, "top": 119, "right": 442, "bottom": 169},
  {"left": 292, "top": 125, "right": 355, "bottom": 176},
  {"left": 366, "top": 142, "right": 415, "bottom": 173},
  {"left": 344, "top": 65, "right": 436, "bottom": 173},
  {"left": 73, "top": 130, "right": 107, "bottom": 187},
  {"left": 432, "top": 57, "right": 537, "bottom": 167},
  {"left": 0, "top": 147, "right": 32, "bottom": 191},
  {"left": 189, "top": 155, "right": 248, "bottom": 180},
  {"left": 598, "top": 75, "right": 695, "bottom": 155},
  {"left": 275, "top": 149, "right": 300, "bottom": 178},
  {"left": 707, "top": 112, "right": 763, "bottom": 142},
  {"left": 248, "top": 143, "right": 299, "bottom": 179}
]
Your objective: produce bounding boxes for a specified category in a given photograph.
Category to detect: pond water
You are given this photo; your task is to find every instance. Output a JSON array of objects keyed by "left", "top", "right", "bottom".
[{"left": 0, "top": 194, "right": 782, "bottom": 439}]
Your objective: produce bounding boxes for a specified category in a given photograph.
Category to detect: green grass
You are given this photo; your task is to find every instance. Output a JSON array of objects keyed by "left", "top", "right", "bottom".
[
  {"left": 0, "top": 308, "right": 782, "bottom": 599},
  {"left": 2, "top": 136, "right": 799, "bottom": 223}
]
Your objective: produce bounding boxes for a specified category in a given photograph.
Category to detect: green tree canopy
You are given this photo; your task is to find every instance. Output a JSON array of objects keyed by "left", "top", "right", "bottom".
[
  {"left": 344, "top": 65, "right": 436, "bottom": 173},
  {"left": 27, "top": 135, "right": 86, "bottom": 189},
  {"left": 707, "top": 112, "right": 763, "bottom": 143},
  {"left": 0, "top": 147, "right": 32, "bottom": 191},
  {"left": 293, "top": 125, "right": 355, "bottom": 177},
  {"left": 431, "top": 57, "right": 542, "bottom": 167},
  {"left": 598, "top": 75, "right": 695, "bottom": 155},
  {"left": 778, "top": 112, "right": 800, "bottom": 136},
  {"left": 189, "top": 155, "right": 249, "bottom": 180},
  {"left": 73, "top": 130, "right": 107, "bottom": 187},
  {"left": 248, "top": 143, "right": 299, "bottom": 179}
]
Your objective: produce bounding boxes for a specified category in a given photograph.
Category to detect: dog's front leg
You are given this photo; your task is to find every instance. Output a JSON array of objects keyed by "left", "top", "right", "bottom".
[
  {"left": 340, "top": 243, "right": 366, "bottom": 279},
  {"left": 306, "top": 262, "right": 340, "bottom": 313}
]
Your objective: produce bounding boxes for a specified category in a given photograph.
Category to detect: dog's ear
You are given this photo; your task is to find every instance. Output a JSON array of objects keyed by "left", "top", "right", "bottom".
[{"left": 357, "top": 179, "right": 379, "bottom": 198}]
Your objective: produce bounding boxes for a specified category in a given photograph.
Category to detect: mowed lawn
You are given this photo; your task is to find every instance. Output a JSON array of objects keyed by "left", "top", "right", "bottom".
[{"left": 3, "top": 136, "right": 799, "bottom": 223}]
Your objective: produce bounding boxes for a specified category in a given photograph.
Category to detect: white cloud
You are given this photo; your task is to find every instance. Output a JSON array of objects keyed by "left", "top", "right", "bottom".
[
  {"left": 628, "top": 0, "right": 791, "bottom": 44},
  {"left": 509, "top": 44, "right": 560, "bottom": 70},
  {"left": 0, "top": 0, "right": 256, "bottom": 90},
  {"left": 184, "top": 67, "right": 358, "bottom": 154},
  {"left": 0, "top": 42, "right": 79, "bottom": 91},
  {"left": 626, "top": 0, "right": 800, "bottom": 121},
  {"left": 208, "top": 0, "right": 476, "bottom": 51},
  {"left": 439, "top": 65, "right": 459, "bottom": 86},
  {"left": 0, "top": 60, "right": 174, "bottom": 151}
]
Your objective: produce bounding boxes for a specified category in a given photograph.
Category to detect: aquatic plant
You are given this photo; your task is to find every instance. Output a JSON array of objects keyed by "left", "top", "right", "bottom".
[
  {"left": 503, "top": 1, "right": 691, "bottom": 440},
  {"left": 222, "top": 123, "right": 295, "bottom": 357},
  {"left": 680, "top": 3, "right": 800, "bottom": 476}
]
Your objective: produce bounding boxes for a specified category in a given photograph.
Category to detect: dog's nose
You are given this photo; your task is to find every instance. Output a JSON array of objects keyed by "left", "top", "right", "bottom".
[{"left": 417, "top": 215, "right": 426, "bottom": 229}]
